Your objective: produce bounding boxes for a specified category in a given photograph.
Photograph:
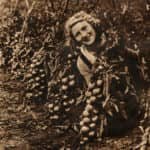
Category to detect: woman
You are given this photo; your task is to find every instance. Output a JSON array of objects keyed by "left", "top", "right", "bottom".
[
  {"left": 64, "top": 11, "right": 106, "bottom": 85},
  {"left": 64, "top": 11, "right": 141, "bottom": 143},
  {"left": 48, "top": 11, "right": 141, "bottom": 145}
]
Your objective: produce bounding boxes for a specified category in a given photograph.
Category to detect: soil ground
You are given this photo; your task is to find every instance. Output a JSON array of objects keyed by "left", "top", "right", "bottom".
[{"left": 0, "top": 69, "right": 148, "bottom": 150}]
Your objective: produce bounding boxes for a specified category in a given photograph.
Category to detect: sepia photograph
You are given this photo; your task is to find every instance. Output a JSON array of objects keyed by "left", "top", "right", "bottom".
[{"left": 0, "top": 0, "right": 149, "bottom": 149}]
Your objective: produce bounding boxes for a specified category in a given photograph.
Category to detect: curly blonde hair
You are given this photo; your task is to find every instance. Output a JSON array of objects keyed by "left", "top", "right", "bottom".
[{"left": 64, "top": 11, "right": 101, "bottom": 46}]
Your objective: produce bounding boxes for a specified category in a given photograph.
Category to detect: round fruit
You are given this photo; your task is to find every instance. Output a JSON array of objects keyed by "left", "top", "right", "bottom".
[
  {"left": 26, "top": 93, "right": 33, "bottom": 98},
  {"left": 88, "top": 131, "right": 95, "bottom": 137},
  {"left": 35, "top": 77, "right": 40, "bottom": 81},
  {"left": 81, "top": 126, "right": 89, "bottom": 132},
  {"left": 28, "top": 79, "right": 34, "bottom": 83},
  {"left": 89, "top": 96, "right": 96, "bottom": 103},
  {"left": 83, "top": 117, "right": 90, "bottom": 123},
  {"left": 80, "top": 141, "right": 84, "bottom": 145},
  {"left": 96, "top": 79, "right": 103, "bottom": 86},
  {"left": 65, "top": 108, "right": 70, "bottom": 112},
  {"left": 80, "top": 121, "right": 84, "bottom": 126},
  {"left": 51, "top": 115, "right": 59, "bottom": 120},
  {"left": 88, "top": 82, "right": 95, "bottom": 90},
  {"left": 83, "top": 110, "right": 89, "bottom": 117},
  {"left": 63, "top": 102, "right": 68, "bottom": 106},
  {"left": 48, "top": 103, "right": 54, "bottom": 109},
  {"left": 92, "top": 115, "right": 98, "bottom": 122},
  {"left": 41, "top": 74, "right": 45, "bottom": 78},
  {"left": 67, "top": 54, "right": 72, "bottom": 58},
  {"left": 39, "top": 69, "right": 44, "bottom": 73},
  {"left": 62, "top": 77, "right": 68, "bottom": 84},
  {"left": 92, "top": 88, "right": 101, "bottom": 95},
  {"left": 67, "top": 60, "right": 71, "bottom": 64},
  {"left": 32, "top": 59, "right": 37, "bottom": 63},
  {"left": 69, "top": 80, "right": 75, "bottom": 86},
  {"left": 98, "top": 65, "right": 103, "bottom": 70},
  {"left": 93, "top": 109, "right": 99, "bottom": 114},
  {"left": 61, "top": 85, "right": 68, "bottom": 91},
  {"left": 90, "top": 123, "right": 96, "bottom": 128},
  {"left": 62, "top": 95, "right": 68, "bottom": 99},
  {"left": 69, "top": 99, "right": 75, "bottom": 104},
  {"left": 35, "top": 83, "right": 40, "bottom": 86},
  {"left": 26, "top": 73, "right": 32, "bottom": 78},
  {"left": 54, "top": 106, "right": 59, "bottom": 111},
  {"left": 85, "top": 91, "right": 92, "bottom": 97},
  {"left": 32, "top": 71, "right": 37, "bottom": 75},
  {"left": 38, "top": 91, "right": 43, "bottom": 95},
  {"left": 30, "top": 64, "right": 35, "bottom": 68},
  {"left": 36, "top": 62, "right": 41, "bottom": 66},
  {"left": 83, "top": 137, "right": 88, "bottom": 142},
  {"left": 86, "top": 99, "right": 91, "bottom": 104},
  {"left": 69, "top": 75, "right": 75, "bottom": 80},
  {"left": 40, "top": 86, "right": 45, "bottom": 89},
  {"left": 85, "top": 104, "right": 93, "bottom": 112}
]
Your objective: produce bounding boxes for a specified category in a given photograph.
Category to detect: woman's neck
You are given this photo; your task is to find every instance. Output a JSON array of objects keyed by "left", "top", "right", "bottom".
[{"left": 82, "top": 42, "right": 101, "bottom": 56}]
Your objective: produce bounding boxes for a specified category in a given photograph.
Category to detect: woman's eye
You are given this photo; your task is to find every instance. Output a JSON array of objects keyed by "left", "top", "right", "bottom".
[
  {"left": 75, "top": 32, "right": 80, "bottom": 37},
  {"left": 81, "top": 26, "right": 87, "bottom": 31},
  {"left": 88, "top": 32, "right": 91, "bottom": 36}
]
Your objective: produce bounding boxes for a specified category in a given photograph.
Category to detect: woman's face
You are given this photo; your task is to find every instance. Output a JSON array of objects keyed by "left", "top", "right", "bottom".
[{"left": 71, "top": 21, "right": 96, "bottom": 46}]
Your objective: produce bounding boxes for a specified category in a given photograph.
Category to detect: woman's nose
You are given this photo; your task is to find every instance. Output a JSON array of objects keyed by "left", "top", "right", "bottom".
[
  {"left": 81, "top": 32, "right": 88, "bottom": 41},
  {"left": 81, "top": 32, "right": 87, "bottom": 38}
]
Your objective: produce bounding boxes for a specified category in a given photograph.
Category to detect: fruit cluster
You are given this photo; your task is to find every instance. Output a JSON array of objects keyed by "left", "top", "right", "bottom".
[
  {"left": 47, "top": 95, "right": 63, "bottom": 123},
  {"left": 59, "top": 52, "right": 79, "bottom": 111},
  {"left": 80, "top": 76, "right": 104, "bottom": 144},
  {"left": 60, "top": 73, "right": 77, "bottom": 112},
  {"left": 80, "top": 57, "right": 107, "bottom": 145},
  {"left": 47, "top": 52, "right": 79, "bottom": 122},
  {"left": 25, "top": 50, "right": 48, "bottom": 103}
]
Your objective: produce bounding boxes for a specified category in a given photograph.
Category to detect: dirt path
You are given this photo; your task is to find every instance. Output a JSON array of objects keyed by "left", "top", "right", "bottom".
[
  {"left": 0, "top": 70, "right": 62, "bottom": 150},
  {"left": 0, "top": 70, "right": 147, "bottom": 150},
  {"left": 0, "top": 71, "right": 30, "bottom": 149}
]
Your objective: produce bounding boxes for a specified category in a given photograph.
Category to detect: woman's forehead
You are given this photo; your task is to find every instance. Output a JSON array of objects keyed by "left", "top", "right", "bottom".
[{"left": 71, "top": 21, "right": 92, "bottom": 32}]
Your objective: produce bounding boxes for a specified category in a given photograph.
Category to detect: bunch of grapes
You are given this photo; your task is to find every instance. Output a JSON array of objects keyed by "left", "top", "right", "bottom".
[
  {"left": 47, "top": 94, "right": 64, "bottom": 123},
  {"left": 58, "top": 52, "right": 79, "bottom": 112},
  {"left": 47, "top": 51, "right": 79, "bottom": 123},
  {"left": 24, "top": 50, "right": 48, "bottom": 104},
  {"left": 60, "top": 73, "right": 77, "bottom": 112},
  {"left": 47, "top": 73, "right": 78, "bottom": 124},
  {"left": 46, "top": 78, "right": 63, "bottom": 123},
  {"left": 79, "top": 58, "right": 118, "bottom": 144},
  {"left": 80, "top": 75, "right": 104, "bottom": 144}
]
